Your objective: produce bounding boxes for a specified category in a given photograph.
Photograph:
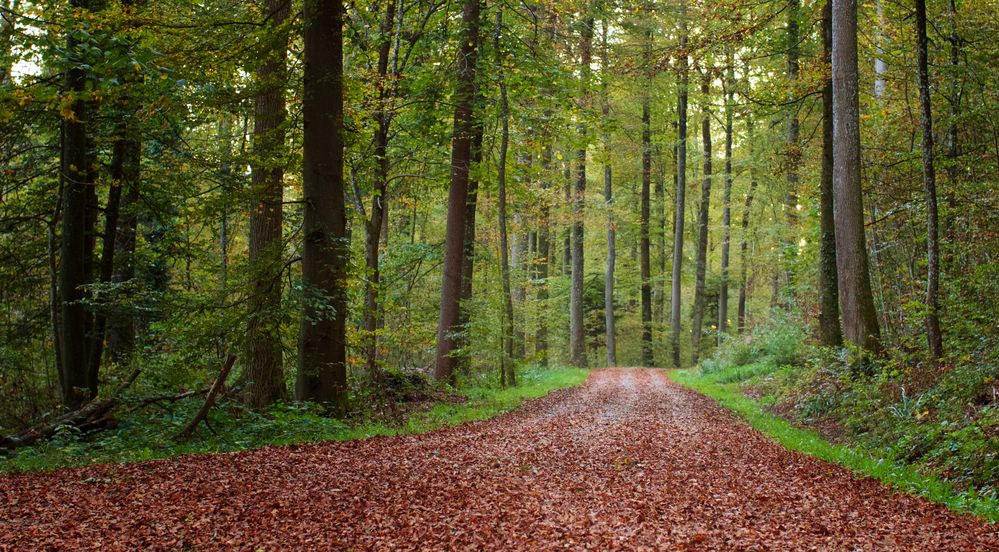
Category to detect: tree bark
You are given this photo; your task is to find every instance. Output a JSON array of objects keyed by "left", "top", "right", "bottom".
[
  {"left": 832, "top": 0, "right": 881, "bottom": 351},
  {"left": 245, "top": 0, "right": 290, "bottom": 409},
  {"left": 297, "top": 0, "right": 348, "bottom": 410},
  {"left": 363, "top": 0, "right": 399, "bottom": 382},
  {"left": 59, "top": 0, "right": 97, "bottom": 408},
  {"left": 569, "top": 16, "right": 593, "bottom": 369},
  {"left": 434, "top": 0, "right": 482, "bottom": 383},
  {"left": 639, "top": 26, "right": 653, "bottom": 366},
  {"left": 782, "top": 0, "right": 801, "bottom": 306},
  {"left": 819, "top": 0, "right": 843, "bottom": 346},
  {"left": 495, "top": 4, "right": 516, "bottom": 386},
  {"left": 670, "top": 1, "right": 689, "bottom": 368},
  {"left": 691, "top": 70, "right": 712, "bottom": 365},
  {"left": 718, "top": 53, "right": 734, "bottom": 344},
  {"left": 915, "top": 0, "right": 944, "bottom": 361},
  {"left": 602, "top": 20, "right": 616, "bottom": 367},
  {"left": 737, "top": 114, "right": 758, "bottom": 333}
]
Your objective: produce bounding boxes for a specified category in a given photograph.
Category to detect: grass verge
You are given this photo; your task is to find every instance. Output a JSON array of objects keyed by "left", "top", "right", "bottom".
[
  {"left": 1, "top": 365, "right": 588, "bottom": 474},
  {"left": 671, "top": 366, "right": 999, "bottom": 523}
]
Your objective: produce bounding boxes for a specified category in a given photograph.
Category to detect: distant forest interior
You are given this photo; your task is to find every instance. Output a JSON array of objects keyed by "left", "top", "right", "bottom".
[{"left": 0, "top": 0, "right": 997, "bottom": 504}]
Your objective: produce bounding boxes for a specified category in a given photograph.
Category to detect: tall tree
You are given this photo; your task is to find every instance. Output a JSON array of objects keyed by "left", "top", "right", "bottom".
[
  {"left": 737, "top": 113, "right": 758, "bottom": 333},
  {"left": 434, "top": 0, "right": 482, "bottom": 382},
  {"left": 639, "top": 24, "right": 653, "bottom": 366},
  {"left": 915, "top": 0, "right": 943, "bottom": 360},
  {"left": 717, "top": 53, "right": 734, "bottom": 344},
  {"left": 245, "top": 0, "right": 291, "bottom": 409},
  {"left": 495, "top": 2, "right": 516, "bottom": 386},
  {"left": 59, "top": 0, "right": 98, "bottom": 408},
  {"left": 690, "top": 70, "right": 712, "bottom": 365},
  {"left": 362, "top": 0, "right": 399, "bottom": 381},
  {"left": 670, "top": 0, "right": 689, "bottom": 367},
  {"left": 601, "top": 19, "right": 616, "bottom": 367},
  {"left": 569, "top": 15, "right": 593, "bottom": 368},
  {"left": 297, "top": 0, "right": 348, "bottom": 410},
  {"left": 831, "top": 0, "right": 880, "bottom": 351},
  {"left": 782, "top": 0, "right": 801, "bottom": 304},
  {"left": 818, "top": 0, "right": 842, "bottom": 346}
]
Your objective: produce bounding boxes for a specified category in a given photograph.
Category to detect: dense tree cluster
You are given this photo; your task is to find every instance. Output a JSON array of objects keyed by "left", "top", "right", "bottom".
[{"left": 1, "top": 0, "right": 996, "bottom": 431}]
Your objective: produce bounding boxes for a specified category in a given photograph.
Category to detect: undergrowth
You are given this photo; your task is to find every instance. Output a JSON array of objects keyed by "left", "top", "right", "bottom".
[
  {"left": 0, "top": 365, "right": 588, "bottom": 473},
  {"left": 674, "top": 310, "right": 999, "bottom": 523}
]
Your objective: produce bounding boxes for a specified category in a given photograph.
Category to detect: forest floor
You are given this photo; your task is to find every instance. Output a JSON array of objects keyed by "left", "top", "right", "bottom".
[{"left": 1, "top": 368, "right": 996, "bottom": 550}]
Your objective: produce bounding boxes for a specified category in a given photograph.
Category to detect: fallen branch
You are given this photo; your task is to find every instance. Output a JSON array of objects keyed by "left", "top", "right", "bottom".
[
  {"left": 0, "top": 398, "right": 118, "bottom": 452},
  {"left": 173, "top": 354, "right": 237, "bottom": 443},
  {"left": 0, "top": 368, "right": 143, "bottom": 453}
]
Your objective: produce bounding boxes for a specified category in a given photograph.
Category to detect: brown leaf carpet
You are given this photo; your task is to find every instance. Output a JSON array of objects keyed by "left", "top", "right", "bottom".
[{"left": 1, "top": 368, "right": 996, "bottom": 550}]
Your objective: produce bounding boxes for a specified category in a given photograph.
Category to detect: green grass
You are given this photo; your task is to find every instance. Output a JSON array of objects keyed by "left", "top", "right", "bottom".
[
  {"left": 671, "top": 365, "right": 999, "bottom": 523},
  {"left": 1, "top": 365, "right": 589, "bottom": 474}
]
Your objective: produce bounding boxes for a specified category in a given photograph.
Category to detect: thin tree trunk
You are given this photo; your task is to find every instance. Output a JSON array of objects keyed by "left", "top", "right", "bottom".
[
  {"left": 737, "top": 114, "right": 758, "bottom": 333},
  {"left": 639, "top": 26, "right": 653, "bottom": 366},
  {"left": 832, "top": 0, "right": 881, "bottom": 351},
  {"left": 495, "top": 4, "right": 515, "bottom": 386},
  {"left": 915, "top": 0, "right": 944, "bottom": 361},
  {"left": 363, "top": 0, "right": 399, "bottom": 382},
  {"left": 691, "top": 70, "right": 712, "bottom": 365},
  {"left": 245, "top": 0, "right": 290, "bottom": 409},
  {"left": 944, "top": 0, "right": 959, "bottom": 235},
  {"left": 434, "top": 0, "right": 481, "bottom": 383},
  {"left": 718, "top": 53, "right": 734, "bottom": 344},
  {"left": 874, "top": 0, "right": 887, "bottom": 99},
  {"left": 298, "top": 0, "right": 348, "bottom": 410},
  {"left": 569, "top": 16, "right": 593, "bottom": 369},
  {"left": 601, "top": 20, "right": 616, "bottom": 367},
  {"left": 670, "top": 0, "right": 689, "bottom": 368},
  {"left": 782, "top": 0, "right": 801, "bottom": 306},
  {"left": 819, "top": 0, "right": 843, "bottom": 346}
]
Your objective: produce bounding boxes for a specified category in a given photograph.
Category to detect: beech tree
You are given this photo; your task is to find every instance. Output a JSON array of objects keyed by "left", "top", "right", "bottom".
[
  {"left": 434, "top": 0, "right": 481, "bottom": 383},
  {"left": 831, "top": 0, "right": 880, "bottom": 351},
  {"left": 297, "top": 0, "right": 348, "bottom": 410}
]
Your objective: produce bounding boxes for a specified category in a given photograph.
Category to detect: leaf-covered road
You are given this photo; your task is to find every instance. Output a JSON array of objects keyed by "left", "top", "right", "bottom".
[{"left": 1, "top": 368, "right": 996, "bottom": 550}]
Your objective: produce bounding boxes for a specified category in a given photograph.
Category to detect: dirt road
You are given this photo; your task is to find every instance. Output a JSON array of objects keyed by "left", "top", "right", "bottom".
[{"left": 1, "top": 368, "right": 995, "bottom": 550}]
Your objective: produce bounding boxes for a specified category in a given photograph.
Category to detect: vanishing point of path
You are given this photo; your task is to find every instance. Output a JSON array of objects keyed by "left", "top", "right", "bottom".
[{"left": 1, "top": 368, "right": 996, "bottom": 550}]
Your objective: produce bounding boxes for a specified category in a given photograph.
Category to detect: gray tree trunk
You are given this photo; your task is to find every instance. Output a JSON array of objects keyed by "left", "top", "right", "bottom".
[
  {"left": 691, "top": 71, "right": 712, "bottom": 365},
  {"left": 831, "top": 0, "right": 881, "bottom": 351},
  {"left": 670, "top": 1, "right": 689, "bottom": 368}
]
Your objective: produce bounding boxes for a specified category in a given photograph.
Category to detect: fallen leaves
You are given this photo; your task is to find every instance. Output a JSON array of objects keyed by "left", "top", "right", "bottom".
[{"left": 0, "top": 368, "right": 996, "bottom": 550}]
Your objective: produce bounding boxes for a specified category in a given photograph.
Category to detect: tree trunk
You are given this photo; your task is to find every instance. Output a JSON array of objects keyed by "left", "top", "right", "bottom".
[
  {"left": 106, "top": 141, "right": 139, "bottom": 363},
  {"left": 782, "top": 0, "right": 801, "bottom": 306},
  {"left": 297, "top": 0, "right": 348, "bottom": 411},
  {"left": 718, "top": 53, "right": 734, "bottom": 345},
  {"left": 245, "top": 0, "right": 290, "bottom": 409},
  {"left": 363, "top": 0, "right": 399, "bottom": 382},
  {"left": 59, "top": 0, "right": 97, "bottom": 408},
  {"left": 832, "top": 0, "right": 881, "bottom": 351},
  {"left": 874, "top": 0, "right": 887, "bottom": 99},
  {"left": 639, "top": 27, "right": 653, "bottom": 366},
  {"left": 691, "top": 70, "right": 712, "bottom": 365},
  {"left": 944, "top": 0, "right": 959, "bottom": 236},
  {"left": 495, "top": 4, "right": 516, "bottom": 386},
  {"left": 819, "top": 0, "right": 843, "bottom": 346},
  {"left": 915, "top": 0, "right": 944, "bottom": 361},
  {"left": 434, "top": 0, "right": 482, "bottom": 383},
  {"left": 737, "top": 114, "right": 758, "bottom": 333},
  {"left": 670, "top": 1, "right": 689, "bottom": 368},
  {"left": 602, "top": 20, "right": 616, "bottom": 367},
  {"left": 569, "top": 16, "right": 593, "bottom": 369}
]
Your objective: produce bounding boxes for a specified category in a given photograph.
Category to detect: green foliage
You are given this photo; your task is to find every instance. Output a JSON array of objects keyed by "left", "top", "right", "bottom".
[{"left": 690, "top": 312, "right": 999, "bottom": 516}]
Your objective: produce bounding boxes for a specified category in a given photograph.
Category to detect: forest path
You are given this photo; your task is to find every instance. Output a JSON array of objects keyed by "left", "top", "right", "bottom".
[{"left": 1, "top": 368, "right": 996, "bottom": 550}]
